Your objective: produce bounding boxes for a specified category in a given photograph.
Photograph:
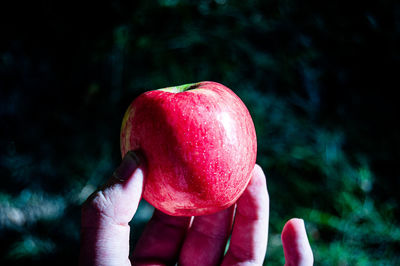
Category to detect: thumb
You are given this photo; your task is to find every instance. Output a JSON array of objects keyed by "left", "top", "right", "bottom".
[
  {"left": 281, "top": 218, "right": 314, "bottom": 266},
  {"left": 80, "top": 151, "right": 145, "bottom": 266}
]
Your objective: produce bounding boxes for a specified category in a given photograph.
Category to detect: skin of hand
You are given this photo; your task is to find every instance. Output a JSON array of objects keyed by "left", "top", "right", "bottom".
[{"left": 79, "top": 151, "right": 314, "bottom": 266}]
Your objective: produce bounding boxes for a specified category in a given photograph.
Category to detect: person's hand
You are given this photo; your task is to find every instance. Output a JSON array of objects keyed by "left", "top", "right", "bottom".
[{"left": 80, "top": 151, "right": 313, "bottom": 266}]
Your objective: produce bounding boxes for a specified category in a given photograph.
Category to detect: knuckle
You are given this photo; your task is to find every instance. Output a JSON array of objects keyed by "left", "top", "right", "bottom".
[
  {"left": 226, "top": 245, "right": 261, "bottom": 265},
  {"left": 82, "top": 189, "right": 113, "bottom": 218}
]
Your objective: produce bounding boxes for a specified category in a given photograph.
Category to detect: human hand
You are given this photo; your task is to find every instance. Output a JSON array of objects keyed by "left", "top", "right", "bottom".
[{"left": 80, "top": 151, "right": 313, "bottom": 266}]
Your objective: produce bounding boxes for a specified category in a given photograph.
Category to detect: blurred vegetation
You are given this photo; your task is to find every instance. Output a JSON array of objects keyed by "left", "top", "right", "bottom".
[{"left": 1, "top": 0, "right": 399, "bottom": 265}]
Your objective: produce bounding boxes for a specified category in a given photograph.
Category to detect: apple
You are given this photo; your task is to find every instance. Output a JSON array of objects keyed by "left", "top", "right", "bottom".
[{"left": 120, "top": 81, "right": 257, "bottom": 216}]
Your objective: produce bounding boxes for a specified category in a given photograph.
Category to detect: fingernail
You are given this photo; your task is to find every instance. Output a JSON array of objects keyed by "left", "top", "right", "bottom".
[{"left": 113, "top": 151, "right": 140, "bottom": 181}]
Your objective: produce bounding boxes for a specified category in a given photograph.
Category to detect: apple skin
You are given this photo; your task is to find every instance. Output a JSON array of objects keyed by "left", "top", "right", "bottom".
[{"left": 120, "top": 81, "right": 257, "bottom": 216}]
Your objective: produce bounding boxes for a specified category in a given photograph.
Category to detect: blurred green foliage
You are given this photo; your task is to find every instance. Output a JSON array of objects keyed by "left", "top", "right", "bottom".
[{"left": 1, "top": 0, "right": 400, "bottom": 265}]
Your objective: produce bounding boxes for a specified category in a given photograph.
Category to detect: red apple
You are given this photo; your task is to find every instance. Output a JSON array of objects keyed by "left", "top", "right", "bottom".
[{"left": 120, "top": 81, "right": 257, "bottom": 216}]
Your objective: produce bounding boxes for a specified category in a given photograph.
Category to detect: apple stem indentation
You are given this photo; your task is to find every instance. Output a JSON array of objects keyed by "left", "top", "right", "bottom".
[{"left": 158, "top": 82, "right": 200, "bottom": 93}]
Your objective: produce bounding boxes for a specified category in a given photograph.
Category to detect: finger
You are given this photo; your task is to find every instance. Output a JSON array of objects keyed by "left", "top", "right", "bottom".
[
  {"left": 222, "top": 164, "right": 269, "bottom": 266},
  {"left": 133, "top": 210, "right": 191, "bottom": 265},
  {"left": 178, "top": 205, "right": 235, "bottom": 266},
  {"left": 80, "top": 151, "right": 145, "bottom": 266},
  {"left": 282, "top": 218, "right": 314, "bottom": 266}
]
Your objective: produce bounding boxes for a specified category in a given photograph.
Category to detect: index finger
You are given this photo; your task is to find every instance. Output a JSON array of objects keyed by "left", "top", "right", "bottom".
[{"left": 133, "top": 210, "right": 191, "bottom": 265}]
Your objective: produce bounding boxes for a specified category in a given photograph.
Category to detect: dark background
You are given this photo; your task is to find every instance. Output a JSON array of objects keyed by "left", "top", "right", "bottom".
[{"left": 1, "top": 0, "right": 399, "bottom": 265}]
